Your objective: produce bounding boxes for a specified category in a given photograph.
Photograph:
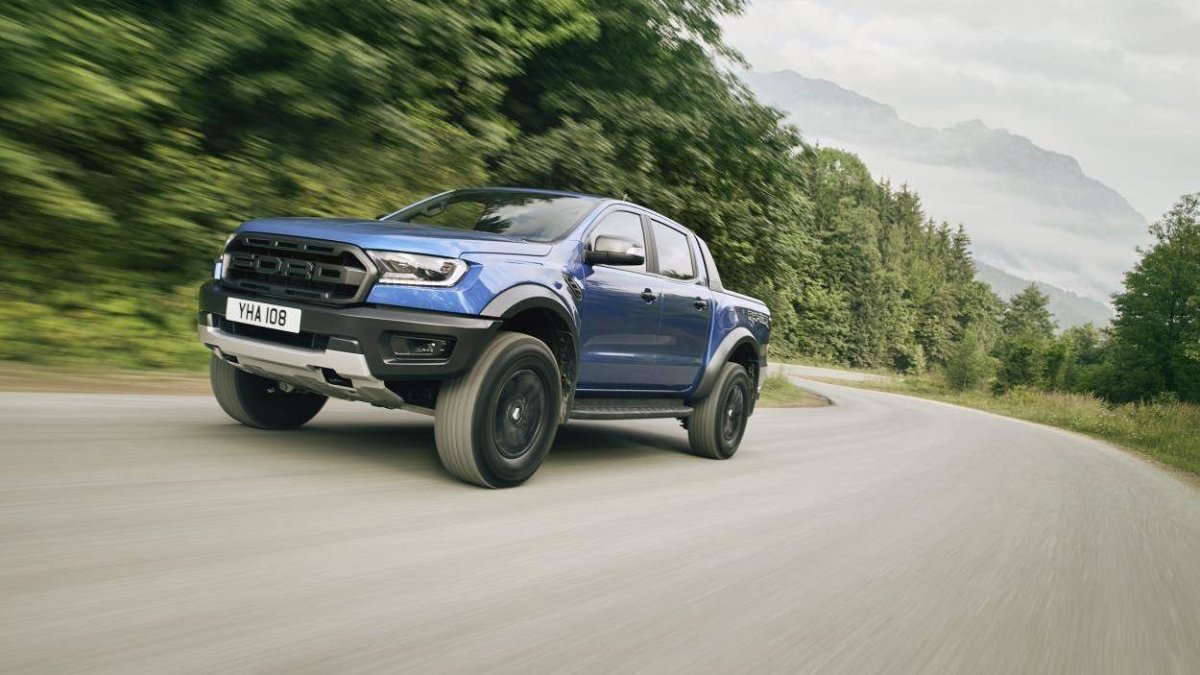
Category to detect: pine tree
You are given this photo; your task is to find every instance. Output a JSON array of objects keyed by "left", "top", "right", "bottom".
[
  {"left": 1002, "top": 285, "right": 1056, "bottom": 339},
  {"left": 993, "top": 285, "right": 1055, "bottom": 390}
]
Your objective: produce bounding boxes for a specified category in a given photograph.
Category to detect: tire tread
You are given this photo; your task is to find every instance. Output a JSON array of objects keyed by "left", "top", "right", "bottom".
[
  {"left": 435, "top": 332, "right": 557, "bottom": 487},
  {"left": 688, "top": 362, "right": 749, "bottom": 459}
]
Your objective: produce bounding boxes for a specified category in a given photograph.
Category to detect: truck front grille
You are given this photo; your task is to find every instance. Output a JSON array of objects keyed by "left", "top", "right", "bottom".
[{"left": 222, "top": 234, "right": 374, "bottom": 305}]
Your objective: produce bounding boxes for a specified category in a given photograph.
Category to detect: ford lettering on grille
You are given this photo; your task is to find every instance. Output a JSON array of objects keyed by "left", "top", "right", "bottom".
[
  {"left": 222, "top": 235, "right": 372, "bottom": 305},
  {"left": 229, "top": 253, "right": 349, "bottom": 283}
]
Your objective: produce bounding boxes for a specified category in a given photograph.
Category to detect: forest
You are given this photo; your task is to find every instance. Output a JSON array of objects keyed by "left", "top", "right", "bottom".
[{"left": 1, "top": 0, "right": 1196, "bottom": 406}]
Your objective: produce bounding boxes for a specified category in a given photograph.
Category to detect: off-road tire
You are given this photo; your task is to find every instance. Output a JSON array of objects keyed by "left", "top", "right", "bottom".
[
  {"left": 435, "top": 332, "right": 562, "bottom": 488},
  {"left": 688, "top": 362, "right": 752, "bottom": 459},
  {"left": 210, "top": 355, "right": 327, "bottom": 430}
]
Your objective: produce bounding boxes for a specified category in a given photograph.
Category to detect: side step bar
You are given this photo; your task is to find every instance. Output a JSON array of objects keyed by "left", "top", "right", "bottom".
[{"left": 569, "top": 398, "right": 693, "bottom": 420}]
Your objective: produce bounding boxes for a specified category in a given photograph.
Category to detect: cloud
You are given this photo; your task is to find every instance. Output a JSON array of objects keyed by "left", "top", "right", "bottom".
[{"left": 722, "top": 0, "right": 1200, "bottom": 218}]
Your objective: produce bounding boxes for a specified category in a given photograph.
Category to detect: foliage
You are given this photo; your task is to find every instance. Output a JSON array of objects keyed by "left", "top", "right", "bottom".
[
  {"left": 757, "top": 372, "right": 829, "bottom": 408},
  {"left": 993, "top": 335, "right": 1047, "bottom": 392},
  {"left": 991, "top": 284, "right": 1054, "bottom": 391},
  {"left": 0, "top": 0, "right": 587, "bottom": 368},
  {"left": 850, "top": 377, "right": 1200, "bottom": 477},
  {"left": 1002, "top": 285, "right": 1056, "bottom": 339},
  {"left": 1103, "top": 193, "right": 1200, "bottom": 403},
  {"left": 0, "top": 0, "right": 1005, "bottom": 372},
  {"left": 793, "top": 147, "right": 1000, "bottom": 371},
  {"left": 943, "top": 329, "right": 995, "bottom": 391},
  {"left": 908, "top": 198, "right": 1200, "bottom": 403}
]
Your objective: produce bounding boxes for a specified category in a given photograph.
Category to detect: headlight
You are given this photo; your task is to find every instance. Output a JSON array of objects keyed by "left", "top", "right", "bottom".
[
  {"left": 214, "top": 234, "right": 236, "bottom": 279},
  {"left": 367, "top": 251, "right": 468, "bottom": 287}
]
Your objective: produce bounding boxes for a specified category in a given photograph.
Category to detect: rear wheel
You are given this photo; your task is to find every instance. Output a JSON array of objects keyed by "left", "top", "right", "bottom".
[
  {"left": 688, "top": 362, "right": 752, "bottom": 459},
  {"left": 209, "top": 355, "right": 327, "bottom": 430},
  {"left": 435, "top": 332, "right": 562, "bottom": 488}
]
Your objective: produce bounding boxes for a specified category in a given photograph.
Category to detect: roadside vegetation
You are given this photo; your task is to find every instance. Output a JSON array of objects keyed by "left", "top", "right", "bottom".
[
  {"left": 838, "top": 198, "right": 1200, "bottom": 474},
  {"left": 2, "top": 0, "right": 1004, "bottom": 374},
  {"left": 757, "top": 372, "right": 829, "bottom": 408},
  {"left": 848, "top": 377, "right": 1200, "bottom": 476}
]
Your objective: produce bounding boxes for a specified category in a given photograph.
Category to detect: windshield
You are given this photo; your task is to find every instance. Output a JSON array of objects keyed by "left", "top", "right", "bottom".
[{"left": 383, "top": 190, "right": 599, "bottom": 242}]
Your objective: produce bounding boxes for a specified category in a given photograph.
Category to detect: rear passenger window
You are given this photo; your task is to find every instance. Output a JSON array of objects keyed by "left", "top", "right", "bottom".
[{"left": 650, "top": 221, "right": 695, "bottom": 280}]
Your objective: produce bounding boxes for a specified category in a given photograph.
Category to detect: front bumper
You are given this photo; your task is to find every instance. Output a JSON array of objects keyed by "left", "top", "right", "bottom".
[
  {"left": 198, "top": 282, "right": 502, "bottom": 402},
  {"left": 199, "top": 322, "right": 407, "bottom": 407}
]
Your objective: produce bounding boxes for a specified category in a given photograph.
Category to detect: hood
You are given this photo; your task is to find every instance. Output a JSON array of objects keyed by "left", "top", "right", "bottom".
[{"left": 237, "top": 218, "right": 554, "bottom": 258}]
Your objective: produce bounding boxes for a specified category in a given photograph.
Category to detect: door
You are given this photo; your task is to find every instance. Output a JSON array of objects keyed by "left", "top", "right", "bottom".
[
  {"left": 576, "top": 210, "right": 663, "bottom": 390},
  {"left": 647, "top": 219, "right": 711, "bottom": 390}
]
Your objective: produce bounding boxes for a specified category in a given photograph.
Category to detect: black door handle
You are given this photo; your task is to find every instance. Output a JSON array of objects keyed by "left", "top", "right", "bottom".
[
  {"left": 641, "top": 288, "right": 657, "bottom": 303},
  {"left": 693, "top": 297, "right": 707, "bottom": 311}
]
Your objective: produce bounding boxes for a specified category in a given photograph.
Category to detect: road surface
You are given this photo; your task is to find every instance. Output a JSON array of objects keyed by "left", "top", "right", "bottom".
[{"left": 2, "top": 381, "right": 1199, "bottom": 674}]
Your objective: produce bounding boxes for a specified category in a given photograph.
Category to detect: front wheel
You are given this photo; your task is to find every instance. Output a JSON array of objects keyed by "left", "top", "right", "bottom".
[
  {"left": 435, "top": 332, "right": 562, "bottom": 488},
  {"left": 209, "top": 355, "right": 327, "bottom": 430},
  {"left": 688, "top": 362, "right": 752, "bottom": 459}
]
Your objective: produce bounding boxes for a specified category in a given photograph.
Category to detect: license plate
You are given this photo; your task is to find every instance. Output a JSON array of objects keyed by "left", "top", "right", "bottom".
[{"left": 225, "top": 298, "right": 302, "bottom": 334}]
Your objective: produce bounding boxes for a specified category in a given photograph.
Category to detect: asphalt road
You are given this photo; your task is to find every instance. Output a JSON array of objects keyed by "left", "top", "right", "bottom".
[{"left": 2, "top": 381, "right": 1199, "bottom": 674}]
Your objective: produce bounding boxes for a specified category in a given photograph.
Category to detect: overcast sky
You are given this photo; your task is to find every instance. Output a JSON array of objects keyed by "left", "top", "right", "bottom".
[{"left": 721, "top": 0, "right": 1200, "bottom": 220}]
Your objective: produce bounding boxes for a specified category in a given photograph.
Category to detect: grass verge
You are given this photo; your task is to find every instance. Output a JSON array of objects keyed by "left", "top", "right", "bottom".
[
  {"left": 0, "top": 363, "right": 209, "bottom": 396},
  {"left": 841, "top": 376, "right": 1200, "bottom": 476},
  {"left": 758, "top": 372, "right": 830, "bottom": 408}
]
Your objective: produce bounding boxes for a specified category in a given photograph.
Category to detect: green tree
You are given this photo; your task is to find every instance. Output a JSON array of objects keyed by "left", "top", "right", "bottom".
[
  {"left": 944, "top": 328, "right": 996, "bottom": 391},
  {"left": 1051, "top": 323, "right": 1108, "bottom": 392},
  {"left": 993, "top": 285, "right": 1055, "bottom": 391},
  {"left": 1002, "top": 285, "right": 1056, "bottom": 339},
  {"left": 994, "top": 334, "right": 1047, "bottom": 392},
  {"left": 1104, "top": 193, "right": 1200, "bottom": 402}
]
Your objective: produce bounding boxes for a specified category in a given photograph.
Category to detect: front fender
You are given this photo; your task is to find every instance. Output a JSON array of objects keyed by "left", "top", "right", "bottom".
[
  {"left": 481, "top": 283, "right": 581, "bottom": 423},
  {"left": 480, "top": 283, "right": 579, "bottom": 332}
]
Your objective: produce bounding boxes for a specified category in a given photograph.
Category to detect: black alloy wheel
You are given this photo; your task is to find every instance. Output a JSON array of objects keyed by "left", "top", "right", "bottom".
[{"left": 492, "top": 369, "right": 549, "bottom": 460}]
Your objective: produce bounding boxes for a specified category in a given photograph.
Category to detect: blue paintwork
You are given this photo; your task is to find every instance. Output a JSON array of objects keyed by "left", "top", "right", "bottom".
[
  {"left": 234, "top": 189, "right": 770, "bottom": 398},
  {"left": 575, "top": 260, "right": 663, "bottom": 390}
]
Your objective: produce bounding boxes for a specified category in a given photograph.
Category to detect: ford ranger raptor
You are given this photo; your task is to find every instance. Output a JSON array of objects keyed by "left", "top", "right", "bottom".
[{"left": 198, "top": 188, "right": 771, "bottom": 487}]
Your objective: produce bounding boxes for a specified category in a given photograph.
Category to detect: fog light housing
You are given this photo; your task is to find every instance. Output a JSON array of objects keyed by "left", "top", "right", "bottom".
[{"left": 389, "top": 334, "right": 455, "bottom": 360}]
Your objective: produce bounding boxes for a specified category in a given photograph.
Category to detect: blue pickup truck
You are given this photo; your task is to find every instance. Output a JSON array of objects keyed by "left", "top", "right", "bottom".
[{"left": 198, "top": 188, "right": 771, "bottom": 487}]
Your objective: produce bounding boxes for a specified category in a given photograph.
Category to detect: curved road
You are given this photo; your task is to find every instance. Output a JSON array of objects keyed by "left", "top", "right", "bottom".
[{"left": 2, "top": 380, "right": 1199, "bottom": 674}]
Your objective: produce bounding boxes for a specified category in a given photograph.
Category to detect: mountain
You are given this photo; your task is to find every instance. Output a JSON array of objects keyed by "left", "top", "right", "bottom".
[
  {"left": 975, "top": 262, "right": 1112, "bottom": 329},
  {"left": 742, "top": 70, "right": 1149, "bottom": 305}
]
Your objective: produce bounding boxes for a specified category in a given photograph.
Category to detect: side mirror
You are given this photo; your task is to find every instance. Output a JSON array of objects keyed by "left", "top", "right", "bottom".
[{"left": 585, "top": 235, "right": 645, "bottom": 266}]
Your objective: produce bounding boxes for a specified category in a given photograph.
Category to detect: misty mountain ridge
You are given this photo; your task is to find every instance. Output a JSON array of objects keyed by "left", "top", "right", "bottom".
[
  {"left": 743, "top": 70, "right": 1149, "bottom": 314},
  {"left": 975, "top": 262, "right": 1112, "bottom": 329}
]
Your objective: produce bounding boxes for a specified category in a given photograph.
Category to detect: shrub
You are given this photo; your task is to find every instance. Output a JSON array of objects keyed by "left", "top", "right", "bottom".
[
  {"left": 993, "top": 334, "right": 1047, "bottom": 393},
  {"left": 944, "top": 330, "right": 995, "bottom": 391}
]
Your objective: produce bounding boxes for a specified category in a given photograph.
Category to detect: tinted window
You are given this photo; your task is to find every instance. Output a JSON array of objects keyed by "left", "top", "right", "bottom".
[
  {"left": 589, "top": 211, "right": 646, "bottom": 273},
  {"left": 650, "top": 221, "right": 695, "bottom": 279},
  {"left": 385, "top": 190, "right": 598, "bottom": 242}
]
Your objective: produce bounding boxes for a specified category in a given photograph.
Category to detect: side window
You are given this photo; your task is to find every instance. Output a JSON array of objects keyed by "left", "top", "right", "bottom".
[
  {"left": 588, "top": 211, "right": 647, "bottom": 273},
  {"left": 650, "top": 220, "right": 696, "bottom": 280}
]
